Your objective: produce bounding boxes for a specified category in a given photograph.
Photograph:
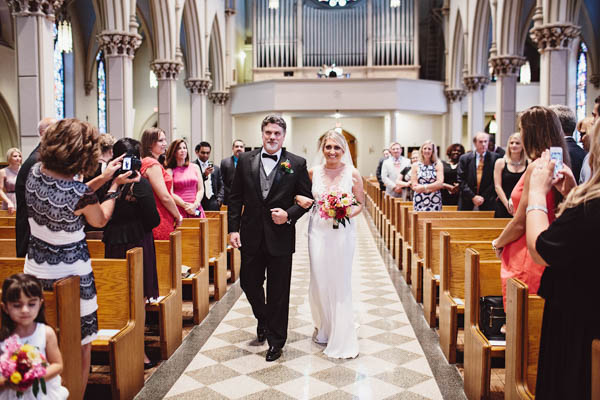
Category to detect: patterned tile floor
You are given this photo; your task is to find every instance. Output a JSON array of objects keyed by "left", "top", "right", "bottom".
[{"left": 163, "top": 214, "right": 444, "bottom": 399}]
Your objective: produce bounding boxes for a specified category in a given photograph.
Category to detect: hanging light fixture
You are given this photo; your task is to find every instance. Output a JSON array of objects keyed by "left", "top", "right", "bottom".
[
  {"left": 520, "top": 61, "right": 531, "bottom": 85},
  {"left": 268, "top": 0, "right": 279, "bottom": 9},
  {"left": 56, "top": 19, "right": 72, "bottom": 53},
  {"left": 149, "top": 70, "right": 158, "bottom": 88},
  {"left": 390, "top": 0, "right": 401, "bottom": 7}
]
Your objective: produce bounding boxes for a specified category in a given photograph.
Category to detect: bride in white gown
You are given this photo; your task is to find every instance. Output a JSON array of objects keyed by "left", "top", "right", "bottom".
[{"left": 306, "top": 130, "right": 364, "bottom": 359}]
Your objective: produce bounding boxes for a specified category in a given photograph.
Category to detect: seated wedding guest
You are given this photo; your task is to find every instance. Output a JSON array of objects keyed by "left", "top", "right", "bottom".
[
  {"left": 493, "top": 132, "right": 527, "bottom": 218},
  {"left": 441, "top": 143, "right": 464, "bottom": 206},
  {"left": 525, "top": 122, "right": 599, "bottom": 399},
  {"left": 195, "top": 141, "right": 224, "bottom": 211},
  {"left": 550, "top": 105, "right": 586, "bottom": 183},
  {"left": 0, "top": 148, "right": 22, "bottom": 214},
  {"left": 140, "top": 128, "right": 182, "bottom": 240},
  {"left": 411, "top": 140, "right": 444, "bottom": 211},
  {"left": 376, "top": 148, "right": 390, "bottom": 191},
  {"left": 23, "top": 118, "right": 138, "bottom": 389},
  {"left": 165, "top": 139, "right": 206, "bottom": 218},
  {"left": 381, "top": 142, "right": 411, "bottom": 199},
  {"left": 103, "top": 138, "right": 160, "bottom": 369},
  {"left": 492, "top": 106, "right": 570, "bottom": 308}
]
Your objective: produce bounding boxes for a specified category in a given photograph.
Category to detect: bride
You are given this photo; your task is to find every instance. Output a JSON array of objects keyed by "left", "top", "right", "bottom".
[{"left": 301, "top": 129, "right": 364, "bottom": 359}]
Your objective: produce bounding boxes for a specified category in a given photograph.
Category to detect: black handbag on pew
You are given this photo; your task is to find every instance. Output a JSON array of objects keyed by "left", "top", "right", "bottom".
[{"left": 479, "top": 296, "right": 506, "bottom": 341}]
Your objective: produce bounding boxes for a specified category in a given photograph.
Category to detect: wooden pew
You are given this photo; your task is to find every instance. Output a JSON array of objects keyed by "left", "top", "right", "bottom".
[
  {"left": 593, "top": 339, "right": 600, "bottom": 400},
  {"left": 505, "top": 278, "right": 544, "bottom": 400},
  {"left": 0, "top": 210, "right": 12, "bottom": 217},
  {"left": 87, "top": 231, "right": 183, "bottom": 360},
  {"left": 0, "top": 239, "right": 16, "bottom": 257},
  {"left": 423, "top": 227, "right": 505, "bottom": 329},
  {"left": 92, "top": 248, "right": 144, "bottom": 400},
  {"left": 0, "top": 262, "right": 83, "bottom": 400},
  {"left": 204, "top": 211, "right": 228, "bottom": 299},
  {"left": 0, "top": 216, "right": 15, "bottom": 226},
  {"left": 438, "top": 233, "right": 496, "bottom": 364},
  {"left": 0, "top": 226, "right": 15, "bottom": 239},
  {"left": 464, "top": 248, "right": 504, "bottom": 400},
  {"left": 204, "top": 211, "right": 240, "bottom": 283}
]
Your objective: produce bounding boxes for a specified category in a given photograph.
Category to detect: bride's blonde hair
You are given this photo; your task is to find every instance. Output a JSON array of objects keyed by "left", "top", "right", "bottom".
[
  {"left": 319, "top": 130, "right": 348, "bottom": 154},
  {"left": 559, "top": 118, "right": 600, "bottom": 215}
]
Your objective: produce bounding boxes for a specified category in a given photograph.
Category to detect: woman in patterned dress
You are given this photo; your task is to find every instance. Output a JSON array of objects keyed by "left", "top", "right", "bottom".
[
  {"left": 24, "top": 119, "right": 138, "bottom": 389},
  {"left": 411, "top": 140, "right": 444, "bottom": 211}
]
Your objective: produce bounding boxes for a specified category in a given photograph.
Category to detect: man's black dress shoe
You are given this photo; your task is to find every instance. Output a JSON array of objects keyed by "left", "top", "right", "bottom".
[
  {"left": 265, "top": 346, "right": 282, "bottom": 362},
  {"left": 257, "top": 327, "right": 268, "bottom": 343}
]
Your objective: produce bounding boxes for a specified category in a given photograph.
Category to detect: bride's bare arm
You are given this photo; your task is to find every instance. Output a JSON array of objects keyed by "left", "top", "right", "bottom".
[{"left": 349, "top": 168, "right": 364, "bottom": 218}]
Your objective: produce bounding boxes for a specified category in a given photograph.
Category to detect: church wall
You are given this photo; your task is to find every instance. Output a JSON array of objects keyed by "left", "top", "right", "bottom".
[
  {"left": 175, "top": 73, "right": 191, "bottom": 143},
  {"left": 0, "top": 45, "right": 19, "bottom": 134},
  {"left": 132, "top": 40, "right": 157, "bottom": 139}
]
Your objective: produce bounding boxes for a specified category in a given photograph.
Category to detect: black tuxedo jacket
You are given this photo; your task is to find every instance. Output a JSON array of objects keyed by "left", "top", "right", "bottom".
[
  {"left": 15, "top": 145, "right": 40, "bottom": 257},
  {"left": 457, "top": 151, "right": 499, "bottom": 211},
  {"left": 565, "top": 137, "right": 586, "bottom": 183},
  {"left": 195, "top": 160, "right": 225, "bottom": 211},
  {"left": 228, "top": 149, "right": 312, "bottom": 256},
  {"left": 220, "top": 156, "right": 237, "bottom": 205}
]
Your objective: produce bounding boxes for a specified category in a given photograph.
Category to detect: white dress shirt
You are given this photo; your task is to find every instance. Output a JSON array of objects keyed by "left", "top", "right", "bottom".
[
  {"left": 261, "top": 148, "right": 282, "bottom": 175},
  {"left": 198, "top": 160, "right": 213, "bottom": 199}
]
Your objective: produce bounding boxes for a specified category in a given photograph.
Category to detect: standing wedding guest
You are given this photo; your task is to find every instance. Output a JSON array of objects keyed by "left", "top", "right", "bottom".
[
  {"left": 492, "top": 106, "right": 570, "bottom": 307},
  {"left": 441, "top": 144, "right": 464, "bottom": 206},
  {"left": 411, "top": 140, "right": 444, "bottom": 211},
  {"left": 140, "top": 128, "right": 182, "bottom": 240},
  {"left": 165, "top": 139, "right": 205, "bottom": 218},
  {"left": 23, "top": 118, "right": 137, "bottom": 389},
  {"left": 15, "top": 117, "right": 56, "bottom": 257},
  {"left": 457, "top": 132, "right": 500, "bottom": 211},
  {"left": 0, "top": 148, "right": 22, "bottom": 214},
  {"left": 375, "top": 148, "right": 391, "bottom": 191},
  {"left": 221, "top": 139, "right": 245, "bottom": 206},
  {"left": 493, "top": 132, "right": 527, "bottom": 218},
  {"left": 579, "top": 116, "right": 596, "bottom": 184},
  {"left": 488, "top": 134, "right": 506, "bottom": 157},
  {"left": 195, "top": 142, "right": 224, "bottom": 211},
  {"left": 525, "top": 125, "right": 598, "bottom": 399},
  {"left": 381, "top": 142, "right": 411, "bottom": 199},
  {"left": 550, "top": 105, "right": 586, "bottom": 183},
  {"left": 97, "top": 134, "right": 115, "bottom": 175}
]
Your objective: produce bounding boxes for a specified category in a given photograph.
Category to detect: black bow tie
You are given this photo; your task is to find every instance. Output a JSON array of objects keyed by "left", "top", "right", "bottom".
[{"left": 262, "top": 153, "right": 278, "bottom": 161}]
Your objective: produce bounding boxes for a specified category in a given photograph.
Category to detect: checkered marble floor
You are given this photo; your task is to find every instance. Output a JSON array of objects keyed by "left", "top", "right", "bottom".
[{"left": 163, "top": 214, "right": 443, "bottom": 399}]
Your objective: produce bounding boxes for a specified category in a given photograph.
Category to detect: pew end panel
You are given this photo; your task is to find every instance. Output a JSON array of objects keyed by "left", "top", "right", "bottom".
[
  {"left": 178, "top": 223, "right": 210, "bottom": 325},
  {"left": 206, "top": 212, "right": 228, "bottom": 300}
]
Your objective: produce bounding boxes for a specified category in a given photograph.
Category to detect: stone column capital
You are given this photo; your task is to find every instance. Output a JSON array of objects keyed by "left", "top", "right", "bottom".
[
  {"left": 98, "top": 31, "right": 142, "bottom": 57},
  {"left": 7, "top": 0, "right": 63, "bottom": 17},
  {"left": 184, "top": 78, "right": 212, "bottom": 95},
  {"left": 529, "top": 23, "right": 581, "bottom": 52},
  {"left": 463, "top": 75, "right": 490, "bottom": 92},
  {"left": 150, "top": 60, "right": 184, "bottom": 80},
  {"left": 488, "top": 55, "right": 526, "bottom": 77},
  {"left": 589, "top": 74, "right": 600, "bottom": 89},
  {"left": 84, "top": 81, "right": 94, "bottom": 96},
  {"left": 443, "top": 89, "right": 466, "bottom": 103},
  {"left": 209, "top": 91, "right": 230, "bottom": 105}
]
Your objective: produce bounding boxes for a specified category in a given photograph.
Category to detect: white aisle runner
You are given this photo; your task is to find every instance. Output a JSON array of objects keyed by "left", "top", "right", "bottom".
[{"left": 164, "top": 214, "right": 443, "bottom": 399}]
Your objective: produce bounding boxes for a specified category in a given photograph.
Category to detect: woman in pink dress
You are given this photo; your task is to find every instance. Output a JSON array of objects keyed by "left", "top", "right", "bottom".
[
  {"left": 165, "top": 139, "right": 206, "bottom": 218},
  {"left": 0, "top": 148, "right": 22, "bottom": 213},
  {"left": 492, "top": 106, "right": 570, "bottom": 307},
  {"left": 140, "top": 128, "right": 182, "bottom": 240}
]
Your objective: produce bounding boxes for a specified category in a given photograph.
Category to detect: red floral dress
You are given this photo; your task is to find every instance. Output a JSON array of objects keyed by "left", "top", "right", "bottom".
[{"left": 141, "top": 157, "right": 175, "bottom": 240}]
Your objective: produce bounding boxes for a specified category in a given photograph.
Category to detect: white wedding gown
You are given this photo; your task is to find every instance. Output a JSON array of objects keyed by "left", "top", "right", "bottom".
[{"left": 308, "top": 164, "right": 359, "bottom": 358}]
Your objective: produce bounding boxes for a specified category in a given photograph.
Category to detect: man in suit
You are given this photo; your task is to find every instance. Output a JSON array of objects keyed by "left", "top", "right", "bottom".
[
  {"left": 457, "top": 132, "right": 499, "bottom": 211},
  {"left": 195, "top": 141, "right": 224, "bottom": 211},
  {"left": 488, "top": 134, "right": 506, "bottom": 158},
  {"left": 381, "top": 142, "right": 411, "bottom": 199},
  {"left": 550, "top": 105, "right": 586, "bottom": 183},
  {"left": 228, "top": 115, "right": 312, "bottom": 362},
  {"left": 220, "top": 139, "right": 245, "bottom": 205},
  {"left": 375, "top": 148, "right": 390, "bottom": 191}
]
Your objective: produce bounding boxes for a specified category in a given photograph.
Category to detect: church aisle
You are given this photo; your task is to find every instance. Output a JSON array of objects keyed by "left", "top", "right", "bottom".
[{"left": 162, "top": 214, "right": 444, "bottom": 399}]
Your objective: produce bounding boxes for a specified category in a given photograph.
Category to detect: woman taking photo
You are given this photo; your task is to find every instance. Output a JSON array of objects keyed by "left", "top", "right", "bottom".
[
  {"left": 441, "top": 143, "right": 464, "bottom": 206},
  {"left": 140, "top": 128, "right": 182, "bottom": 240},
  {"left": 165, "top": 139, "right": 206, "bottom": 218},
  {"left": 493, "top": 132, "right": 527, "bottom": 218},
  {"left": 0, "top": 148, "right": 22, "bottom": 214},
  {"left": 492, "top": 106, "right": 570, "bottom": 306},
  {"left": 411, "top": 140, "right": 444, "bottom": 211}
]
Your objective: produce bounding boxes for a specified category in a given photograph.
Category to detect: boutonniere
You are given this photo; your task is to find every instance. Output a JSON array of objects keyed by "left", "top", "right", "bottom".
[{"left": 280, "top": 159, "right": 294, "bottom": 174}]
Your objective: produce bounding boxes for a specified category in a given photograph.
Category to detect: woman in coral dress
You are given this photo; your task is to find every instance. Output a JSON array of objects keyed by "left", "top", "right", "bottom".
[{"left": 165, "top": 139, "right": 206, "bottom": 218}]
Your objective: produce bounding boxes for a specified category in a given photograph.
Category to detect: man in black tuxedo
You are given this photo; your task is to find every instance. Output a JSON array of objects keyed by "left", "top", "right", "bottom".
[
  {"left": 228, "top": 115, "right": 312, "bottom": 362},
  {"left": 195, "top": 142, "right": 224, "bottom": 211},
  {"left": 457, "top": 132, "right": 499, "bottom": 211},
  {"left": 550, "top": 105, "right": 586, "bottom": 183},
  {"left": 220, "top": 139, "right": 245, "bottom": 205}
]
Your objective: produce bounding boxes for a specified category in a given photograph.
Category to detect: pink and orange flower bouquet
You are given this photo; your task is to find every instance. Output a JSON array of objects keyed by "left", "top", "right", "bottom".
[
  {"left": 0, "top": 335, "right": 48, "bottom": 398},
  {"left": 317, "top": 191, "right": 359, "bottom": 229}
]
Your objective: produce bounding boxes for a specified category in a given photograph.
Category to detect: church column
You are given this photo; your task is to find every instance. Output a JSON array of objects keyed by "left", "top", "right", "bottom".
[
  {"left": 97, "top": 32, "right": 141, "bottom": 139},
  {"left": 489, "top": 56, "right": 525, "bottom": 147},
  {"left": 463, "top": 76, "right": 489, "bottom": 139},
  {"left": 184, "top": 78, "right": 211, "bottom": 147},
  {"left": 150, "top": 61, "right": 183, "bottom": 142},
  {"left": 7, "top": 0, "right": 63, "bottom": 155},
  {"left": 444, "top": 89, "right": 466, "bottom": 146},
  {"left": 530, "top": 23, "right": 580, "bottom": 107},
  {"left": 208, "top": 91, "right": 230, "bottom": 162},
  {"left": 225, "top": 5, "right": 236, "bottom": 85}
]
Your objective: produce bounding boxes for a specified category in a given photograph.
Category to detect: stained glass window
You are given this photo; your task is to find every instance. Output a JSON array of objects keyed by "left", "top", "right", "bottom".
[
  {"left": 53, "top": 23, "right": 65, "bottom": 119},
  {"left": 97, "top": 51, "right": 107, "bottom": 133},
  {"left": 576, "top": 42, "right": 588, "bottom": 124}
]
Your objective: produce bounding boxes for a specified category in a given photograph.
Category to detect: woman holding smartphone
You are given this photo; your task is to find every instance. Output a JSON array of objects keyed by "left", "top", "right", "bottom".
[{"left": 165, "top": 139, "right": 206, "bottom": 218}]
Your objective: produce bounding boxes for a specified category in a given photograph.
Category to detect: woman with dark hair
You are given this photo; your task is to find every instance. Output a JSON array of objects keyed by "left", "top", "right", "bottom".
[
  {"left": 165, "top": 139, "right": 206, "bottom": 218},
  {"left": 140, "top": 128, "right": 182, "bottom": 240},
  {"left": 441, "top": 143, "right": 464, "bottom": 205},
  {"left": 492, "top": 106, "right": 571, "bottom": 308}
]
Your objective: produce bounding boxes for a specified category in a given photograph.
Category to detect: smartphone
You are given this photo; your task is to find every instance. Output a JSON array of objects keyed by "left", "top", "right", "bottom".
[
  {"left": 208, "top": 161, "right": 214, "bottom": 168},
  {"left": 122, "top": 157, "right": 132, "bottom": 171},
  {"left": 549, "top": 147, "right": 563, "bottom": 178}
]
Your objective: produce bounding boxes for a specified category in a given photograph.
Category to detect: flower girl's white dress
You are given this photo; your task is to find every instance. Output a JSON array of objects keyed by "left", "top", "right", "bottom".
[
  {"left": 0, "top": 323, "right": 69, "bottom": 400},
  {"left": 308, "top": 164, "right": 359, "bottom": 358}
]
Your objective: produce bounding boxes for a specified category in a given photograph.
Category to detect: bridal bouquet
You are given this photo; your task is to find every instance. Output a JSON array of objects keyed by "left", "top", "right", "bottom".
[
  {"left": 0, "top": 335, "right": 48, "bottom": 397},
  {"left": 317, "top": 191, "right": 359, "bottom": 229}
]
